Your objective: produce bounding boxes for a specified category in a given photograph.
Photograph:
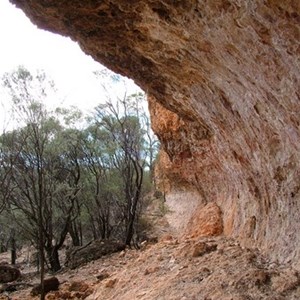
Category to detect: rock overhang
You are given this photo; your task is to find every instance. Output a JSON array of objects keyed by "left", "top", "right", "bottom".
[{"left": 10, "top": 0, "right": 300, "bottom": 269}]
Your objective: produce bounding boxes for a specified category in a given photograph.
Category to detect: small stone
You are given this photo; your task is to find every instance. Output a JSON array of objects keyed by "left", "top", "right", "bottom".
[
  {"left": 157, "top": 255, "right": 164, "bottom": 261},
  {"left": 96, "top": 271, "right": 110, "bottom": 281},
  {"left": 160, "top": 234, "right": 173, "bottom": 242},
  {"left": 69, "top": 281, "right": 89, "bottom": 293},
  {"left": 192, "top": 243, "right": 217, "bottom": 257},
  {"left": 140, "top": 241, "right": 147, "bottom": 248},
  {"left": 271, "top": 270, "right": 300, "bottom": 293},
  {"left": 119, "top": 250, "right": 126, "bottom": 258},
  {"left": 105, "top": 278, "right": 117, "bottom": 288},
  {"left": 169, "top": 257, "right": 176, "bottom": 264},
  {"left": 253, "top": 270, "right": 270, "bottom": 286},
  {"left": 144, "top": 266, "right": 159, "bottom": 275}
]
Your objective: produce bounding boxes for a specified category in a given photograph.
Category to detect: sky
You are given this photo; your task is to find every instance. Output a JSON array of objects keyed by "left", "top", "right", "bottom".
[{"left": 0, "top": 0, "right": 141, "bottom": 129}]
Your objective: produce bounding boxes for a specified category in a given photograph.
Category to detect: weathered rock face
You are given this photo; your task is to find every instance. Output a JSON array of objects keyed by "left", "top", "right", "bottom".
[{"left": 10, "top": 0, "right": 300, "bottom": 268}]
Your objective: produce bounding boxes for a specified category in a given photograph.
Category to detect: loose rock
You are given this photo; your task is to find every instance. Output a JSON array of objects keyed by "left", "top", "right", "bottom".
[
  {"left": 30, "top": 277, "right": 59, "bottom": 296},
  {"left": 0, "top": 264, "right": 21, "bottom": 283}
]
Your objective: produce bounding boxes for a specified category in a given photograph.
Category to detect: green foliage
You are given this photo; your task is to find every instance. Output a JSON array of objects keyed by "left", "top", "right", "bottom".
[
  {"left": 0, "top": 67, "right": 83, "bottom": 273},
  {"left": 0, "top": 66, "right": 160, "bottom": 266}
]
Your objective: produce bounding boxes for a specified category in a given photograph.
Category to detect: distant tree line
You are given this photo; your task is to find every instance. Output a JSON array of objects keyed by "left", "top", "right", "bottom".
[{"left": 0, "top": 66, "right": 159, "bottom": 274}]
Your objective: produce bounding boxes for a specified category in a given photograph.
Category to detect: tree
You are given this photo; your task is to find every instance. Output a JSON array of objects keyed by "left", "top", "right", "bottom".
[
  {"left": 1, "top": 67, "right": 83, "bottom": 299},
  {"left": 91, "top": 93, "right": 150, "bottom": 245},
  {"left": 81, "top": 124, "right": 116, "bottom": 240},
  {"left": 0, "top": 67, "right": 160, "bottom": 284}
]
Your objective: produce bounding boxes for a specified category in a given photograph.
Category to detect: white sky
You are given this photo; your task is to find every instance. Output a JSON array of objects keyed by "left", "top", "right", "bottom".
[{"left": 0, "top": 0, "right": 142, "bottom": 129}]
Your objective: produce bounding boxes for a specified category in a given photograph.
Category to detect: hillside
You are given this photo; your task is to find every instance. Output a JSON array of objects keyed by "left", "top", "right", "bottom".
[
  {"left": 2, "top": 236, "right": 300, "bottom": 299},
  {"left": 1, "top": 199, "right": 299, "bottom": 300}
]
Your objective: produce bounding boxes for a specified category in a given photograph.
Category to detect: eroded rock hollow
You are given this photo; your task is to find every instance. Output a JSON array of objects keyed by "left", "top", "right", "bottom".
[{"left": 10, "top": 0, "right": 300, "bottom": 268}]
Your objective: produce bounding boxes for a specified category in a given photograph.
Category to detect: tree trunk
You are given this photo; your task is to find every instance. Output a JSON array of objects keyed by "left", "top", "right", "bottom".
[
  {"left": 38, "top": 245, "right": 45, "bottom": 300},
  {"left": 10, "top": 240, "right": 16, "bottom": 265},
  {"left": 10, "top": 230, "right": 16, "bottom": 265},
  {"left": 125, "top": 197, "right": 138, "bottom": 246},
  {"left": 125, "top": 218, "right": 135, "bottom": 246},
  {"left": 0, "top": 241, "right": 7, "bottom": 253},
  {"left": 68, "top": 223, "right": 81, "bottom": 246},
  {"left": 46, "top": 246, "right": 61, "bottom": 272}
]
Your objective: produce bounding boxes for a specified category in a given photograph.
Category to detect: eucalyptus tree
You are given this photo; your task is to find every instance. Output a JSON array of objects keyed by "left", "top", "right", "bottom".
[
  {"left": 81, "top": 124, "right": 117, "bottom": 240},
  {"left": 87, "top": 71, "right": 159, "bottom": 245},
  {"left": 91, "top": 92, "right": 153, "bottom": 245},
  {"left": 1, "top": 67, "right": 83, "bottom": 280}
]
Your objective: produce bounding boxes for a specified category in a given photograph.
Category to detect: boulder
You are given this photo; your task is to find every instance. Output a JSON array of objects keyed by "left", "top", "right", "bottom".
[
  {"left": 30, "top": 276, "right": 60, "bottom": 296},
  {"left": 66, "top": 240, "right": 125, "bottom": 269},
  {"left": 0, "top": 264, "right": 21, "bottom": 283}
]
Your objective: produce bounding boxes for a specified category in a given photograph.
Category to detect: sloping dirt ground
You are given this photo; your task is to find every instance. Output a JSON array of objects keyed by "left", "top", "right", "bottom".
[
  {"left": 1, "top": 199, "right": 299, "bottom": 299},
  {"left": 1, "top": 234, "right": 300, "bottom": 300}
]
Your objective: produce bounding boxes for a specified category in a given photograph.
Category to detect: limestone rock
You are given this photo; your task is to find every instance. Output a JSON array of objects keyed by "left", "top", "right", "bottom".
[{"left": 10, "top": 0, "right": 300, "bottom": 268}]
